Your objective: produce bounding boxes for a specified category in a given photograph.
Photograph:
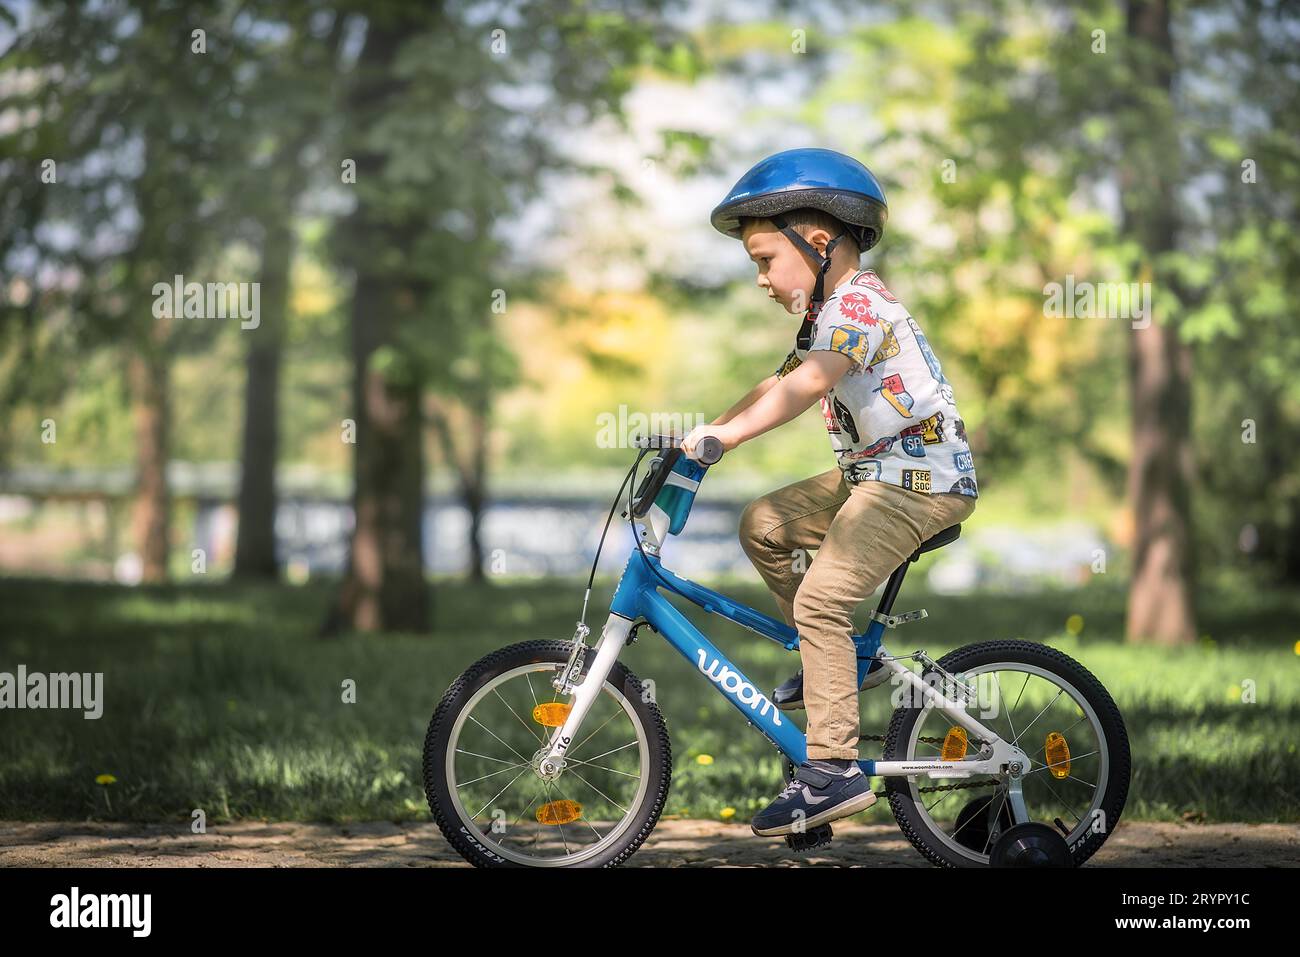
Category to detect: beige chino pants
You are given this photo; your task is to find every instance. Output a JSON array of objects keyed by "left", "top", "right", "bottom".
[{"left": 738, "top": 468, "right": 976, "bottom": 760}]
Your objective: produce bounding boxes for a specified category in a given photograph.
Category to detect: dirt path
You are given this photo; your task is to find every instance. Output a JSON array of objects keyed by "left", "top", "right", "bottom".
[{"left": 1, "top": 819, "right": 1296, "bottom": 867}]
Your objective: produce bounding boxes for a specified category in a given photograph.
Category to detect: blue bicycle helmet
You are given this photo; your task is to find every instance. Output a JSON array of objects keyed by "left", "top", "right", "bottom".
[
  {"left": 711, "top": 148, "right": 889, "bottom": 348},
  {"left": 710, "top": 147, "right": 888, "bottom": 253}
]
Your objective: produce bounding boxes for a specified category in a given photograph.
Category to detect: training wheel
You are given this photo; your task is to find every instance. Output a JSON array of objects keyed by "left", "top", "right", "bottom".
[{"left": 989, "top": 821, "right": 1072, "bottom": 867}]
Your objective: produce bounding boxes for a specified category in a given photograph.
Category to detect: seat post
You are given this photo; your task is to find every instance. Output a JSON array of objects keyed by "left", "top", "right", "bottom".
[{"left": 873, "top": 561, "right": 910, "bottom": 617}]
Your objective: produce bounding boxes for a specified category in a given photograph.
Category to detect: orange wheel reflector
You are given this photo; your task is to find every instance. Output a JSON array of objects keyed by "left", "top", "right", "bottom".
[
  {"left": 532, "top": 702, "right": 571, "bottom": 727},
  {"left": 1045, "top": 731, "right": 1071, "bottom": 779},
  {"left": 537, "top": 800, "right": 582, "bottom": 825},
  {"left": 941, "top": 725, "right": 968, "bottom": 761}
]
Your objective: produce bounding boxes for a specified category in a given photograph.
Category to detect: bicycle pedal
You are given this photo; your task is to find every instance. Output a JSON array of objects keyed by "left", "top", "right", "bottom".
[{"left": 785, "top": 823, "right": 834, "bottom": 852}]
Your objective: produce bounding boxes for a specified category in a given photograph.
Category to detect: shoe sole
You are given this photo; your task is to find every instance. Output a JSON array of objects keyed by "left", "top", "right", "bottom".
[{"left": 750, "top": 787, "right": 878, "bottom": 837}]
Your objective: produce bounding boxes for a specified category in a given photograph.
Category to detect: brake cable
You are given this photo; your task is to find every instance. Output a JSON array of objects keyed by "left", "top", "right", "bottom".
[{"left": 575, "top": 448, "right": 648, "bottom": 635}]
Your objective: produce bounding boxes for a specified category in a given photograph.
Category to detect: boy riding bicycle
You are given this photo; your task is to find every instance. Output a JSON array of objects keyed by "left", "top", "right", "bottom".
[{"left": 681, "top": 148, "right": 980, "bottom": 837}]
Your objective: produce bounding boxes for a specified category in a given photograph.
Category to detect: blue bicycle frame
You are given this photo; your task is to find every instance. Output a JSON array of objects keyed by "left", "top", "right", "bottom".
[
  {"left": 608, "top": 548, "right": 886, "bottom": 769},
  {"left": 536, "top": 443, "right": 1030, "bottom": 807}
]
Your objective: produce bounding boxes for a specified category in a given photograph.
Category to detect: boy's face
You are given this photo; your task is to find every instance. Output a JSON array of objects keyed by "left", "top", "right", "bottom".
[{"left": 741, "top": 219, "right": 828, "bottom": 315}]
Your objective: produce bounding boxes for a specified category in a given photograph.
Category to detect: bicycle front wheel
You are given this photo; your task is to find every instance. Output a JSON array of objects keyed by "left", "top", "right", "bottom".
[{"left": 423, "top": 639, "right": 672, "bottom": 867}]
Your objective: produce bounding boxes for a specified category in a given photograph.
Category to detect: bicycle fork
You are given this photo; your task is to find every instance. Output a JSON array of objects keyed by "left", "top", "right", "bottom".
[{"left": 536, "top": 613, "right": 634, "bottom": 780}]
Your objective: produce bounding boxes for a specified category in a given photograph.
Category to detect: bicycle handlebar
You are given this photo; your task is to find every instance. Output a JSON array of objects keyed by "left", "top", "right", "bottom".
[{"left": 632, "top": 432, "right": 724, "bottom": 466}]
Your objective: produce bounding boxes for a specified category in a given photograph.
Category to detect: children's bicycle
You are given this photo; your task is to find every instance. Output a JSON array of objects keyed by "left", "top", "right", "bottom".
[{"left": 423, "top": 433, "right": 1131, "bottom": 867}]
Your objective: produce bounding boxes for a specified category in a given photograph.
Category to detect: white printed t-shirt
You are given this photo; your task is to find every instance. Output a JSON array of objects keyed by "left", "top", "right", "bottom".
[{"left": 773, "top": 269, "right": 979, "bottom": 498}]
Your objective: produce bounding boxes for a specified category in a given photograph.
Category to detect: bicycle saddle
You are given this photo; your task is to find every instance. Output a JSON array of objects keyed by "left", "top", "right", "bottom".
[{"left": 907, "top": 523, "right": 962, "bottom": 563}]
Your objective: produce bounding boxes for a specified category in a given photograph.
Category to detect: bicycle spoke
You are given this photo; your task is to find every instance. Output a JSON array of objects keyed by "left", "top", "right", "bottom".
[
  {"left": 467, "top": 712, "right": 531, "bottom": 764},
  {"left": 571, "top": 739, "right": 639, "bottom": 765},
  {"left": 924, "top": 785, "right": 959, "bottom": 817},
  {"left": 471, "top": 764, "right": 534, "bottom": 821},
  {"left": 1025, "top": 749, "right": 1101, "bottom": 779},
  {"left": 1035, "top": 773, "right": 1086, "bottom": 827},
  {"left": 565, "top": 756, "right": 641, "bottom": 779},
  {"left": 982, "top": 788, "right": 1012, "bottom": 856},
  {"left": 564, "top": 766, "right": 631, "bottom": 818},
  {"left": 1000, "top": 671, "right": 1029, "bottom": 743},
  {"left": 1009, "top": 688, "right": 1066, "bottom": 751},
  {"left": 525, "top": 672, "right": 540, "bottom": 710},
  {"left": 1026, "top": 711, "right": 1092, "bottom": 767},
  {"left": 494, "top": 686, "right": 544, "bottom": 746},
  {"left": 459, "top": 761, "right": 531, "bottom": 788},
  {"left": 550, "top": 781, "right": 605, "bottom": 842},
  {"left": 510, "top": 781, "right": 547, "bottom": 832},
  {"left": 455, "top": 747, "right": 523, "bottom": 766},
  {"left": 947, "top": 783, "right": 1003, "bottom": 844},
  {"left": 566, "top": 707, "right": 621, "bottom": 758}
]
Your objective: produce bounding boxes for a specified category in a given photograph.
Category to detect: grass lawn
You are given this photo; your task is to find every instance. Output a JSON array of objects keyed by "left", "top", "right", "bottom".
[{"left": 1, "top": 573, "right": 1297, "bottom": 825}]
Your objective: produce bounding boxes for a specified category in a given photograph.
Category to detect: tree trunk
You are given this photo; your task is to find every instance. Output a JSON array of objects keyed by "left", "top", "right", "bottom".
[
  {"left": 465, "top": 403, "right": 489, "bottom": 582},
  {"left": 331, "top": 275, "right": 429, "bottom": 632},
  {"left": 324, "top": 12, "right": 432, "bottom": 634},
  {"left": 128, "top": 318, "right": 171, "bottom": 583},
  {"left": 1121, "top": 0, "right": 1197, "bottom": 645},
  {"left": 233, "top": 214, "right": 292, "bottom": 579}
]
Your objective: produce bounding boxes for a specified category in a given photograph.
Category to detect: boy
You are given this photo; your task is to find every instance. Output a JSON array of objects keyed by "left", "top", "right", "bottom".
[{"left": 681, "top": 148, "right": 978, "bottom": 837}]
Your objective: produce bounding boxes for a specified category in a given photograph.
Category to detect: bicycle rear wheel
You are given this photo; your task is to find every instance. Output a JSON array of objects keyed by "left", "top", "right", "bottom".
[
  {"left": 883, "top": 639, "right": 1130, "bottom": 868},
  {"left": 423, "top": 639, "right": 672, "bottom": 867}
]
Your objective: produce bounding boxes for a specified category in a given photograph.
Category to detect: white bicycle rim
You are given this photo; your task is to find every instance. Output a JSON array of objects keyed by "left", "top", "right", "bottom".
[
  {"left": 903, "top": 661, "right": 1111, "bottom": 865},
  {"left": 444, "top": 662, "right": 652, "bottom": 867}
]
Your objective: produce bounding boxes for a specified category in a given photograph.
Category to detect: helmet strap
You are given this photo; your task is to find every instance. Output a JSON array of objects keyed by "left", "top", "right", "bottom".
[{"left": 770, "top": 213, "right": 846, "bottom": 350}]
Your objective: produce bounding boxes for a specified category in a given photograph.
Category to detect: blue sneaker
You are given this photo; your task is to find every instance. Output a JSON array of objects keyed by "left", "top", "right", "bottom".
[
  {"left": 773, "top": 658, "right": 889, "bottom": 712},
  {"left": 751, "top": 760, "right": 878, "bottom": 836}
]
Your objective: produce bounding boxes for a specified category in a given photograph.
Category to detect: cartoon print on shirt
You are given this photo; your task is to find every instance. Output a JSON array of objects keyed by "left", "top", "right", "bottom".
[
  {"left": 899, "top": 412, "right": 946, "bottom": 457},
  {"left": 775, "top": 348, "right": 802, "bottom": 379},
  {"left": 820, "top": 395, "right": 840, "bottom": 435},
  {"left": 846, "top": 460, "right": 883, "bottom": 483},
  {"left": 850, "top": 270, "right": 899, "bottom": 303},
  {"left": 840, "top": 435, "right": 897, "bottom": 460},
  {"left": 828, "top": 325, "right": 873, "bottom": 370},
  {"left": 876, "top": 373, "right": 915, "bottom": 418},
  {"left": 867, "top": 319, "right": 899, "bottom": 369},
  {"left": 837, "top": 292, "right": 880, "bottom": 326},
  {"left": 901, "top": 468, "right": 932, "bottom": 493},
  {"left": 900, "top": 411, "right": 946, "bottom": 445},
  {"left": 776, "top": 270, "right": 977, "bottom": 498},
  {"left": 832, "top": 396, "right": 859, "bottom": 443},
  {"left": 949, "top": 476, "right": 978, "bottom": 496},
  {"left": 906, "top": 316, "right": 956, "bottom": 404}
]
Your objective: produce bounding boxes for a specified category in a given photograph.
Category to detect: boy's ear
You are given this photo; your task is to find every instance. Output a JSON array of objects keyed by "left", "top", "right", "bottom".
[{"left": 805, "top": 226, "right": 838, "bottom": 256}]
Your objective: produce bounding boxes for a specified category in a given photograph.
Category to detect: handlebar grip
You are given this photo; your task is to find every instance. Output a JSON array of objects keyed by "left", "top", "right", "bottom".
[{"left": 691, "top": 435, "right": 724, "bottom": 466}]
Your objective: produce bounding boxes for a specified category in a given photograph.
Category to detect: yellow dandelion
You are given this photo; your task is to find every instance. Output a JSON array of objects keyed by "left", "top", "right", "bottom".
[
  {"left": 1292, "top": 640, "right": 1300, "bottom": 656},
  {"left": 720, "top": 807, "right": 736, "bottom": 820},
  {"left": 1065, "top": 614, "right": 1084, "bottom": 635},
  {"left": 696, "top": 753, "right": 714, "bottom": 766},
  {"left": 95, "top": 774, "right": 116, "bottom": 786}
]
